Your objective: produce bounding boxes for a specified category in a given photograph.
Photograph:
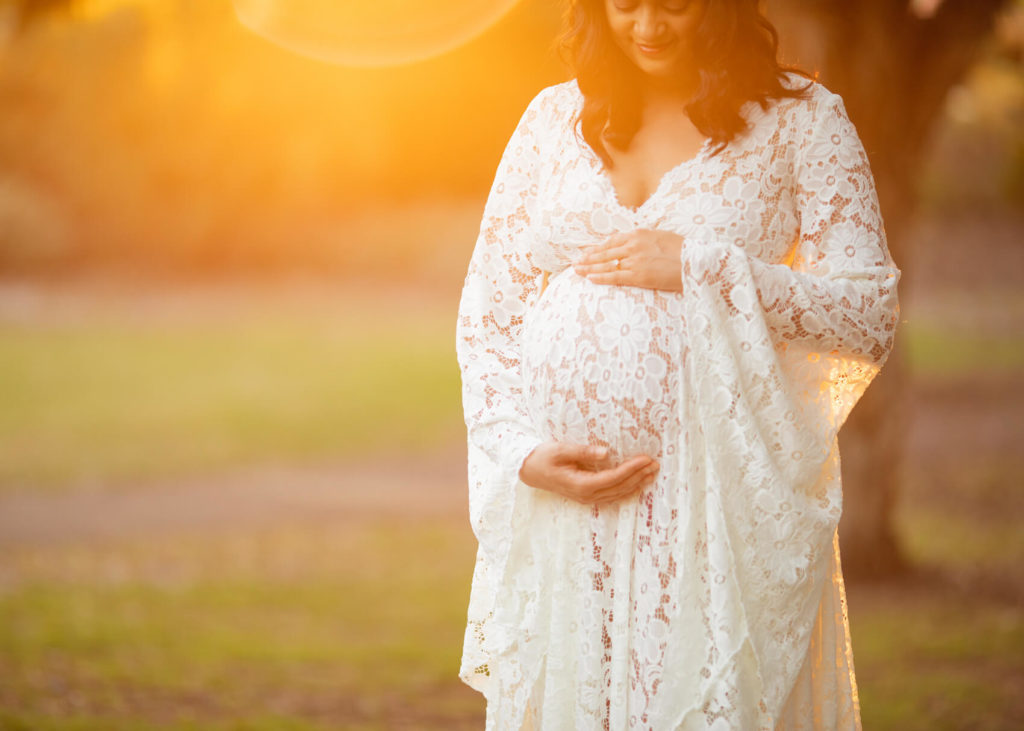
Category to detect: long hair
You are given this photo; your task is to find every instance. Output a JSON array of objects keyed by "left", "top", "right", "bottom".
[{"left": 558, "top": 0, "right": 813, "bottom": 165}]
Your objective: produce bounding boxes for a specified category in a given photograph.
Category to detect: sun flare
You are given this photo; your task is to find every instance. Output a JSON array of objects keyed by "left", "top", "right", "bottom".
[{"left": 231, "top": 0, "right": 524, "bottom": 67}]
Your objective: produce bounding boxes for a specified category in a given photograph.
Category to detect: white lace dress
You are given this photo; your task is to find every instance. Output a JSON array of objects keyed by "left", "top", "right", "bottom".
[{"left": 455, "top": 77, "right": 900, "bottom": 731}]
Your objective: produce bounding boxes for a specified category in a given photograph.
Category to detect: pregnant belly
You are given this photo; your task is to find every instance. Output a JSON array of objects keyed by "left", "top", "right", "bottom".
[{"left": 522, "top": 269, "right": 685, "bottom": 460}]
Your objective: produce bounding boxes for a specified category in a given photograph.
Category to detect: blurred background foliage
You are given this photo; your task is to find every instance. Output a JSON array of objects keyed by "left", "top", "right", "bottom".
[
  {"left": 920, "top": 53, "right": 1024, "bottom": 210},
  {"left": 0, "top": 0, "right": 1021, "bottom": 278},
  {"left": 0, "top": 0, "right": 567, "bottom": 278}
]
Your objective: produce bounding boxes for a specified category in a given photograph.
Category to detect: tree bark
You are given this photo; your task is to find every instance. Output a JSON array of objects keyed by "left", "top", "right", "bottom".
[{"left": 768, "top": 0, "right": 1010, "bottom": 579}]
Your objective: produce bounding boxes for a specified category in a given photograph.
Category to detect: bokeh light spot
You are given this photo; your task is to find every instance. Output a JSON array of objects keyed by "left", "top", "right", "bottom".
[{"left": 232, "top": 0, "right": 525, "bottom": 67}]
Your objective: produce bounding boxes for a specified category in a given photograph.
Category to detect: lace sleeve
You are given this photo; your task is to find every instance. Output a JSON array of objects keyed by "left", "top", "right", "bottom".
[
  {"left": 674, "top": 92, "right": 901, "bottom": 720},
  {"left": 455, "top": 90, "right": 553, "bottom": 691},
  {"left": 456, "top": 92, "right": 548, "bottom": 480},
  {"left": 683, "top": 93, "right": 900, "bottom": 366}
]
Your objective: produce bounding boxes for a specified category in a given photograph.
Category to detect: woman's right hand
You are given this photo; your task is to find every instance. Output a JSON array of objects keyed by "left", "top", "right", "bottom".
[{"left": 519, "top": 442, "right": 659, "bottom": 506}]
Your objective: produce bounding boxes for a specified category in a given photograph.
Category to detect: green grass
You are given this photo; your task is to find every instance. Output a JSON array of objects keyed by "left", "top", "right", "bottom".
[
  {"left": 902, "top": 323, "right": 1024, "bottom": 376},
  {"left": 850, "top": 460, "right": 1024, "bottom": 730},
  {"left": 852, "top": 593, "right": 1023, "bottom": 731},
  {"left": 1, "top": 283, "right": 1020, "bottom": 493},
  {"left": 0, "top": 522, "right": 484, "bottom": 729},
  {"left": 897, "top": 506, "right": 1024, "bottom": 577},
  {"left": 0, "top": 302, "right": 463, "bottom": 492},
  {"left": 1, "top": 514, "right": 1021, "bottom": 730}
]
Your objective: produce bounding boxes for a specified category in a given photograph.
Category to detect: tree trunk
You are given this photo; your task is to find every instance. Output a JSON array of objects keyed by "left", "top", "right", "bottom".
[{"left": 768, "top": 0, "right": 1009, "bottom": 579}]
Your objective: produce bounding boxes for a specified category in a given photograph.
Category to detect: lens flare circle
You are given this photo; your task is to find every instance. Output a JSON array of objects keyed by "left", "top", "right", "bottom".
[{"left": 233, "top": 0, "right": 524, "bottom": 67}]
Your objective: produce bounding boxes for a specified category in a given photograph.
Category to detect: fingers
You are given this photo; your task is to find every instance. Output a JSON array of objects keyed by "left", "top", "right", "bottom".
[
  {"left": 581, "top": 270, "right": 638, "bottom": 287},
  {"left": 582, "top": 448, "right": 615, "bottom": 472},
  {"left": 574, "top": 253, "right": 639, "bottom": 286},
  {"left": 576, "top": 258, "right": 623, "bottom": 276},
  {"left": 574, "top": 231, "right": 630, "bottom": 262},
  {"left": 589, "top": 462, "right": 660, "bottom": 505},
  {"left": 596, "top": 454, "right": 653, "bottom": 485},
  {"left": 572, "top": 229, "right": 685, "bottom": 291},
  {"left": 573, "top": 233, "right": 648, "bottom": 286},
  {"left": 582, "top": 232, "right": 628, "bottom": 255},
  {"left": 572, "top": 454, "right": 655, "bottom": 494},
  {"left": 575, "top": 243, "right": 633, "bottom": 272},
  {"left": 542, "top": 444, "right": 660, "bottom": 506},
  {"left": 558, "top": 443, "right": 613, "bottom": 470}
]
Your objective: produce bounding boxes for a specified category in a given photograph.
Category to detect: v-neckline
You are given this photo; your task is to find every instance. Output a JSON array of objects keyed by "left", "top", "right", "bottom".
[{"left": 582, "top": 135, "right": 713, "bottom": 215}]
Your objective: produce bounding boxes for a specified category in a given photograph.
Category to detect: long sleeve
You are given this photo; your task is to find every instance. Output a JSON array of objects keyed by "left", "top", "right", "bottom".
[
  {"left": 456, "top": 91, "right": 553, "bottom": 694},
  {"left": 672, "top": 89, "right": 901, "bottom": 724},
  {"left": 683, "top": 93, "right": 900, "bottom": 368},
  {"left": 456, "top": 91, "right": 549, "bottom": 484}
]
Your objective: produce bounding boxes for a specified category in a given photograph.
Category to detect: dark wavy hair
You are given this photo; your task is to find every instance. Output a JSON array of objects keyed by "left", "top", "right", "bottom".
[{"left": 558, "top": 0, "right": 813, "bottom": 165}]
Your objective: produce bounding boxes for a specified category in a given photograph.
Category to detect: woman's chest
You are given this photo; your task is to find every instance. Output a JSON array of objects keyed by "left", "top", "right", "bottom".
[{"left": 531, "top": 129, "right": 802, "bottom": 273}]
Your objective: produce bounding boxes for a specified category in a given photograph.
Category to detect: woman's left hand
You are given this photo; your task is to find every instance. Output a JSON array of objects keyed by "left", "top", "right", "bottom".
[{"left": 573, "top": 228, "right": 684, "bottom": 292}]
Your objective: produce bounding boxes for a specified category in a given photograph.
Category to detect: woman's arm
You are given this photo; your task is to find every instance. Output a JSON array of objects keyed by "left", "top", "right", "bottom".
[
  {"left": 575, "top": 93, "right": 900, "bottom": 365},
  {"left": 456, "top": 92, "right": 548, "bottom": 479},
  {"left": 458, "top": 86, "right": 658, "bottom": 506},
  {"left": 684, "top": 92, "right": 899, "bottom": 365}
]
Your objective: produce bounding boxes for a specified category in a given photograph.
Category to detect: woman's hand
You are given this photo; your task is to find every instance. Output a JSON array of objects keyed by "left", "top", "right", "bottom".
[
  {"left": 519, "top": 442, "right": 659, "bottom": 506},
  {"left": 573, "top": 229, "right": 684, "bottom": 291}
]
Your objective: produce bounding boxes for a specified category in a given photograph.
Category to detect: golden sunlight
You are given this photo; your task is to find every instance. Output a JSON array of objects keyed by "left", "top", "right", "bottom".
[{"left": 232, "top": 0, "right": 524, "bottom": 66}]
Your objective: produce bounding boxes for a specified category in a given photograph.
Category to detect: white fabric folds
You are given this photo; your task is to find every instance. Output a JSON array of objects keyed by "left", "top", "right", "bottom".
[{"left": 455, "top": 77, "right": 900, "bottom": 730}]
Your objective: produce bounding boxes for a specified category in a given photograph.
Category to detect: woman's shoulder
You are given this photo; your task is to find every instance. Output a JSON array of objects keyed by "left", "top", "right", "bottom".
[
  {"left": 772, "top": 72, "right": 848, "bottom": 125},
  {"left": 522, "top": 79, "right": 583, "bottom": 123},
  {"left": 529, "top": 78, "right": 581, "bottom": 104},
  {"left": 730, "top": 73, "right": 860, "bottom": 161}
]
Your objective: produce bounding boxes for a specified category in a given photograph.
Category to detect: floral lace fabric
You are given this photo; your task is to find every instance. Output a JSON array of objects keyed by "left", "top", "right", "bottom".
[{"left": 455, "top": 77, "right": 900, "bottom": 730}]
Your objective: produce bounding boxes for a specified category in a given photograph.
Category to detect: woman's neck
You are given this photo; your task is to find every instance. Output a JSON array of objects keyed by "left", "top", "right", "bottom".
[{"left": 637, "top": 67, "right": 699, "bottom": 110}]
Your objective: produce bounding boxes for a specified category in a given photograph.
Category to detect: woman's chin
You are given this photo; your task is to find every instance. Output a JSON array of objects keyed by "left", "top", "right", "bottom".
[{"left": 630, "top": 55, "right": 684, "bottom": 82}]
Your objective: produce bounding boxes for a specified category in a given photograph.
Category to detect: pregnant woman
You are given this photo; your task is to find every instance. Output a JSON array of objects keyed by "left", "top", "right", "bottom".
[{"left": 456, "top": 1, "right": 900, "bottom": 728}]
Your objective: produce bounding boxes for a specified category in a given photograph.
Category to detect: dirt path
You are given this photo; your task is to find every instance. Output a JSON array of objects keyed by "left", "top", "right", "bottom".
[{"left": 0, "top": 444, "right": 469, "bottom": 549}]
